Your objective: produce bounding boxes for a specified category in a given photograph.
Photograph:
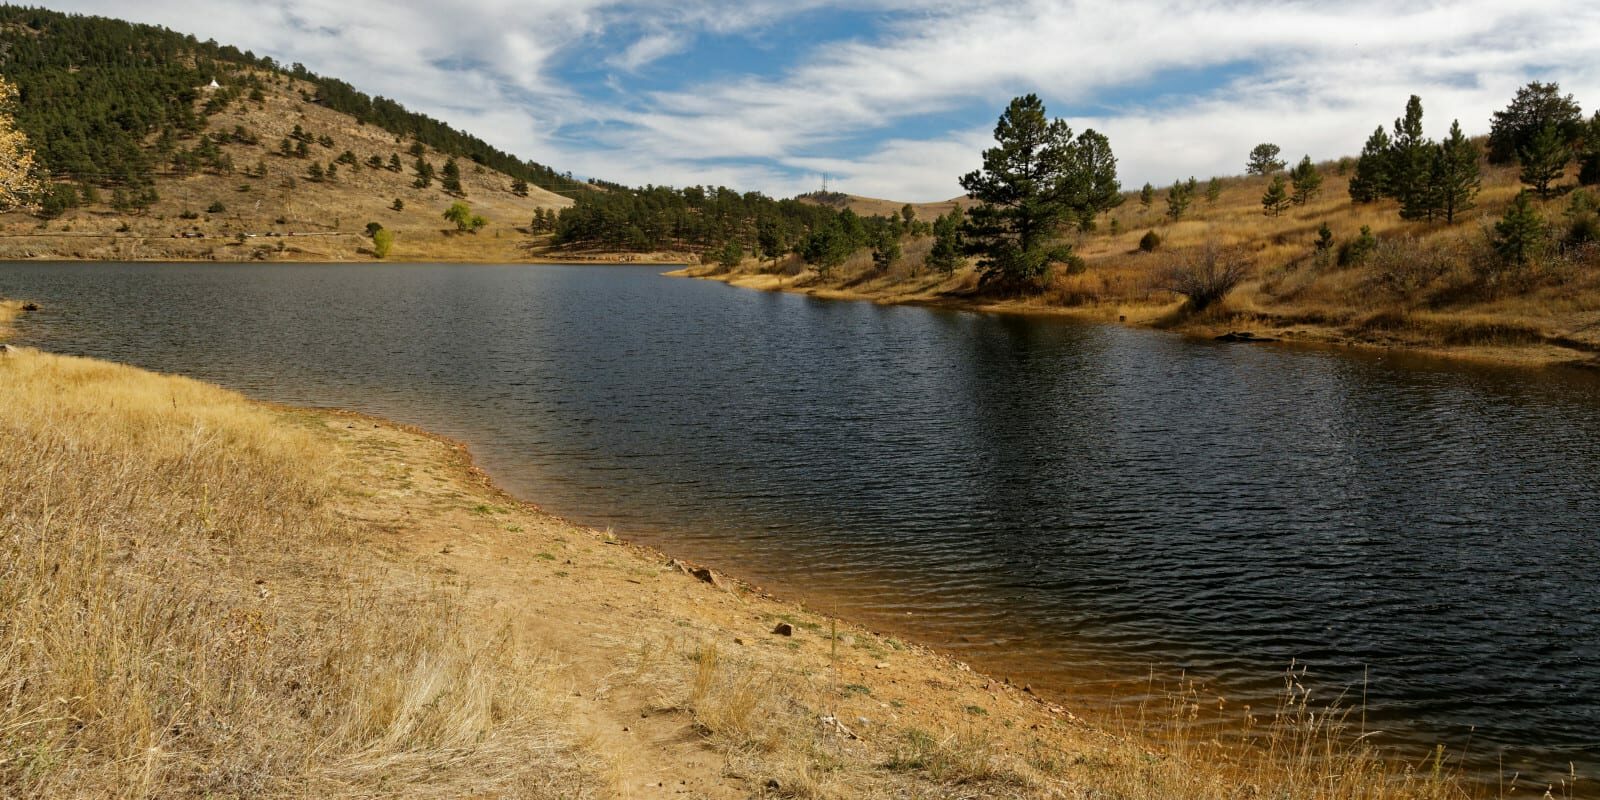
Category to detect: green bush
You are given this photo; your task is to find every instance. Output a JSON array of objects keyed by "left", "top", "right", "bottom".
[
  {"left": 372, "top": 228, "right": 395, "bottom": 259},
  {"left": 1337, "top": 225, "right": 1378, "bottom": 267}
]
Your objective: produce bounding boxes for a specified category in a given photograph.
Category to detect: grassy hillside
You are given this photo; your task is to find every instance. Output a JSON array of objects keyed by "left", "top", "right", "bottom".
[
  {"left": 692, "top": 151, "right": 1600, "bottom": 367},
  {"left": 795, "top": 190, "right": 971, "bottom": 221}
]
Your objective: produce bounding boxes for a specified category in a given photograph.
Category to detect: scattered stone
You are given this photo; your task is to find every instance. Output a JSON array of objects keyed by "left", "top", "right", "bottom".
[
  {"left": 875, "top": 662, "right": 889, "bottom": 669},
  {"left": 1215, "top": 330, "right": 1279, "bottom": 343},
  {"left": 733, "top": 637, "right": 746, "bottom": 646},
  {"left": 772, "top": 622, "right": 794, "bottom": 636},
  {"left": 21, "top": 302, "right": 39, "bottom": 312},
  {"left": 765, "top": 779, "right": 781, "bottom": 791},
  {"left": 690, "top": 566, "right": 726, "bottom": 590},
  {"left": 0, "top": 344, "right": 10, "bottom": 356},
  {"left": 1023, "top": 684, "right": 1035, "bottom": 695},
  {"left": 819, "top": 714, "right": 858, "bottom": 740}
]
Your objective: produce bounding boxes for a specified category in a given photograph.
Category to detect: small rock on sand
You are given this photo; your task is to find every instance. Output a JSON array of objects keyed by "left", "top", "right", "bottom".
[{"left": 772, "top": 622, "right": 794, "bottom": 636}]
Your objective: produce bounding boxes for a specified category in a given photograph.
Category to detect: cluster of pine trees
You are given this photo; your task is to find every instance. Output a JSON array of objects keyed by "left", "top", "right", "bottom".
[
  {"left": 554, "top": 184, "right": 847, "bottom": 258},
  {"left": 1348, "top": 96, "right": 1482, "bottom": 222}
]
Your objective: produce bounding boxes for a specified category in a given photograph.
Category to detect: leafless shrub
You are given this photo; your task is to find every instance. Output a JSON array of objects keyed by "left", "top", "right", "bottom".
[
  {"left": 1368, "top": 235, "right": 1459, "bottom": 298},
  {"left": 1158, "top": 242, "right": 1252, "bottom": 311}
]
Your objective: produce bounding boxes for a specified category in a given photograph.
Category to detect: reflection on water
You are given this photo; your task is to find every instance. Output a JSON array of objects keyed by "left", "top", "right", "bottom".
[{"left": 4, "top": 261, "right": 1599, "bottom": 785}]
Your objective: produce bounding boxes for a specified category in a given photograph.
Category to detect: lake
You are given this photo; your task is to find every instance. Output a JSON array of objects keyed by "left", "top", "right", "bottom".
[{"left": 4, "top": 261, "right": 1598, "bottom": 785}]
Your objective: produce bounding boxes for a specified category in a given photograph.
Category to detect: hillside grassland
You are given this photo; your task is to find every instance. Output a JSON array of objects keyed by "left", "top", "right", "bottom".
[
  {"left": 691, "top": 156, "right": 1600, "bottom": 368},
  {"left": 0, "top": 329, "right": 1514, "bottom": 798}
]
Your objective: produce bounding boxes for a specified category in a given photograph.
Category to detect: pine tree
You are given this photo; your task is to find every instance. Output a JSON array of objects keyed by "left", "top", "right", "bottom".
[
  {"left": 1289, "top": 156, "right": 1323, "bottom": 205},
  {"left": 1138, "top": 182, "right": 1154, "bottom": 210},
  {"left": 1488, "top": 81, "right": 1583, "bottom": 166},
  {"left": 1261, "top": 175, "right": 1290, "bottom": 217},
  {"left": 306, "top": 162, "right": 324, "bottom": 181},
  {"left": 511, "top": 178, "right": 529, "bottom": 197},
  {"left": 1165, "top": 179, "right": 1193, "bottom": 221},
  {"left": 870, "top": 227, "right": 901, "bottom": 270},
  {"left": 1349, "top": 126, "right": 1392, "bottom": 203},
  {"left": 756, "top": 218, "right": 785, "bottom": 265},
  {"left": 441, "top": 157, "right": 464, "bottom": 195},
  {"left": 718, "top": 239, "right": 743, "bottom": 269},
  {"left": 1205, "top": 177, "right": 1222, "bottom": 204},
  {"left": 391, "top": 198, "right": 404, "bottom": 212},
  {"left": 1492, "top": 191, "right": 1546, "bottom": 267},
  {"left": 1314, "top": 222, "right": 1334, "bottom": 252},
  {"left": 1432, "top": 120, "right": 1480, "bottom": 223},
  {"left": 1519, "top": 124, "right": 1569, "bottom": 198},
  {"left": 1073, "top": 129, "right": 1123, "bottom": 229},
  {"left": 1581, "top": 112, "right": 1600, "bottom": 186},
  {"left": 1390, "top": 96, "right": 1437, "bottom": 220},
  {"left": 928, "top": 209, "right": 964, "bottom": 273},
  {"left": 958, "top": 94, "right": 1113, "bottom": 288},
  {"left": 388, "top": 154, "right": 403, "bottom": 172},
  {"left": 1246, "top": 143, "right": 1285, "bottom": 175},
  {"left": 413, "top": 158, "right": 435, "bottom": 189}
]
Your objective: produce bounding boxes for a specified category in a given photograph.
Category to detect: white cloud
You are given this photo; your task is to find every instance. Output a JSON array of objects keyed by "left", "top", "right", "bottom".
[{"left": 47, "top": 0, "right": 1600, "bottom": 201}]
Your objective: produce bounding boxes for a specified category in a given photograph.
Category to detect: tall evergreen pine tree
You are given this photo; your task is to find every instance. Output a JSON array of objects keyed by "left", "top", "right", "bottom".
[
  {"left": 1519, "top": 124, "right": 1569, "bottom": 198},
  {"left": 1390, "top": 96, "right": 1437, "bottom": 220},
  {"left": 1289, "top": 156, "right": 1323, "bottom": 205},
  {"left": 1432, "top": 120, "right": 1480, "bottom": 223},
  {"left": 1349, "top": 127, "right": 1392, "bottom": 203}
]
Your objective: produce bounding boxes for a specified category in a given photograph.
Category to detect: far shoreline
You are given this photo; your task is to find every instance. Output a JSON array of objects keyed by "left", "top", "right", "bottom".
[{"left": 664, "top": 263, "right": 1600, "bottom": 372}]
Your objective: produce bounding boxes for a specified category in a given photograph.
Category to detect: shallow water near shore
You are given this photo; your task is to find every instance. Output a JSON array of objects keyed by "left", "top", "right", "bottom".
[{"left": 5, "top": 261, "right": 1599, "bottom": 786}]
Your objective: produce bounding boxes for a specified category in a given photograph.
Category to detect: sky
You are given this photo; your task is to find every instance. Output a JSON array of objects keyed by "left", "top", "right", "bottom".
[{"left": 51, "top": 0, "right": 1600, "bottom": 202}]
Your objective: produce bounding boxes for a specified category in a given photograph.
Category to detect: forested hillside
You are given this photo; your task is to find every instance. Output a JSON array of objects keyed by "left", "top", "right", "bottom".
[
  {"left": 0, "top": 6, "right": 599, "bottom": 261},
  {"left": 0, "top": 5, "right": 586, "bottom": 197}
]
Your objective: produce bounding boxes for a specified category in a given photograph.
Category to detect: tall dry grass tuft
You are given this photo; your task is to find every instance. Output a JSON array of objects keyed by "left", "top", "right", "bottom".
[
  {"left": 0, "top": 348, "right": 593, "bottom": 797},
  {"left": 1088, "top": 666, "right": 1476, "bottom": 800}
]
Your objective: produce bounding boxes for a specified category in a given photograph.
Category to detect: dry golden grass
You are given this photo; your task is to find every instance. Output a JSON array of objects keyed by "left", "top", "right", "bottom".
[
  {"left": 0, "top": 348, "right": 594, "bottom": 797},
  {"left": 0, "top": 298, "right": 20, "bottom": 338}
]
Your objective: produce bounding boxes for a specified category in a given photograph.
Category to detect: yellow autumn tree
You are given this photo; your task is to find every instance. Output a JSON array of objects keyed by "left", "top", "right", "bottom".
[{"left": 0, "top": 75, "right": 41, "bottom": 210}]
